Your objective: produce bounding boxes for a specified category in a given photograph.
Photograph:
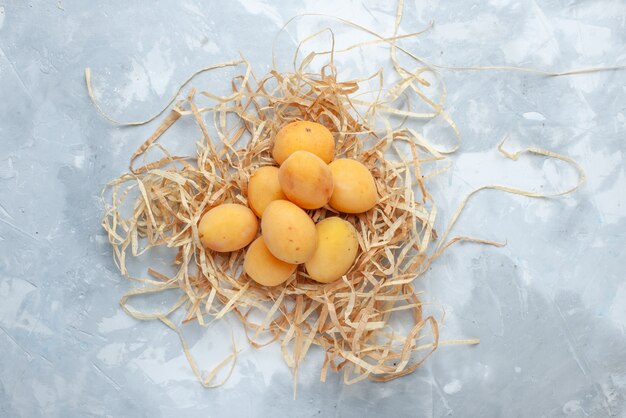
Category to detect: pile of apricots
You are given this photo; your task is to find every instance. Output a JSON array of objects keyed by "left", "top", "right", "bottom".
[{"left": 198, "top": 120, "right": 377, "bottom": 287}]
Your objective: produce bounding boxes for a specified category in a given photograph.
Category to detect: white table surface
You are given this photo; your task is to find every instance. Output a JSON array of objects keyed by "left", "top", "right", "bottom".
[{"left": 1, "top": 1, "right": 625, "bottom": 416}]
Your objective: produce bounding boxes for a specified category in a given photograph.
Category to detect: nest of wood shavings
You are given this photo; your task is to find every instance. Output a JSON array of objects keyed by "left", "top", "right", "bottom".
[{"left": 99, "top": 48, "right": 476, "bottom": 387}]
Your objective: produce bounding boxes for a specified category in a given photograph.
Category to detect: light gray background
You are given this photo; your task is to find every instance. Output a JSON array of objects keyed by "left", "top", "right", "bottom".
[{"left": 1, "top": 0, "right": 625, "bottom": 417}]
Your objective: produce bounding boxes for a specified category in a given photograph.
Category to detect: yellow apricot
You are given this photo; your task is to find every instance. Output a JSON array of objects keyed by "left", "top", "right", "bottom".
[
  {"left": 261, "top": 200, "right": 318, "bottom": 264},
  {"left": 278, "top": 150, "right": 333, "bottom": 210},
  {"left": 305, "top": 217, "right": 359, "bottom": 283},
  {"left": 244, "top": 237, "right": 296, "bottom": 287},
  {"left": 247, "top": 166, "right": 286, "bottom": 217},
  {"left": 328, "top": 159, "right": 377, "bottom": 213},
  {"left": 272, "top": 120, "right": 335, "bottom": 164},
  {"left": 198, "top": 204, "right": 257, "bottom": 252}
]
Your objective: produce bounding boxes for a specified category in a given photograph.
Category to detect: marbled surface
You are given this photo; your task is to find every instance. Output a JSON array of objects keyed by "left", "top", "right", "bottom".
[{"left": 1, "top": 1, "right": 625, "bottom": 417}]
